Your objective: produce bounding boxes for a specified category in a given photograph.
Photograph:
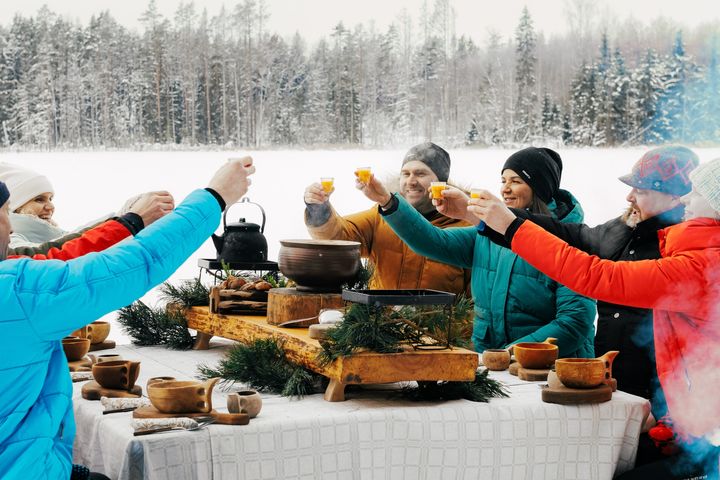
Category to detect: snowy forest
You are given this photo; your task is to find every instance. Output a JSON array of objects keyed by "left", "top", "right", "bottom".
[{"left": 1, "top": 0, "right": 719, "bottom": 149}]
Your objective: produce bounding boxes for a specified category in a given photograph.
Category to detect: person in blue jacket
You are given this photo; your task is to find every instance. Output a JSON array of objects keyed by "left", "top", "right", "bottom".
[
  {"left": 0, "top": 157, "right": 255, "bottom": 480},
  {"left": 355, "top": 147, "right": 595, "bottom": 358}
]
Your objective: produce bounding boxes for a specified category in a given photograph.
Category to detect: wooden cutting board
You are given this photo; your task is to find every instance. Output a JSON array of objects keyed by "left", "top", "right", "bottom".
[
  {"left": 518, "top": 367, "right": 550, "bottom": 381},
  {"left": 509, "top": 362, "right": 519, "bottom": 376},
  {"left": 133, "top": 406, "right": 249, "bottom": 425},
  {"left": 541, "top": 383, "right": 613, "bottom": 405},
  {"left": 89, "top": 340, "right": 116, "bottom": 352},
  {"left": 81, "top": 381, "right": 142, "bottom": 400}
]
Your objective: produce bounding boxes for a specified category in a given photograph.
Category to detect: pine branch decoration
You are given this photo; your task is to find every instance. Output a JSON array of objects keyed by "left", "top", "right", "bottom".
[
  {"left": 117, "top": 301, "right": 194, "bottom": 349},
  {"left": 401, "top": 369, "right": 509, "bottom": 403},
  {"left": 197, "top": 339, "right": 323, "bottom": 398},
  {"left": 158, "top": 278, "right": 210, "bottom": 308}
]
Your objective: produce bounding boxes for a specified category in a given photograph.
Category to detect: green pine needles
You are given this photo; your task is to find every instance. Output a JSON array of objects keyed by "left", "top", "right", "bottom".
[
  {"left": 197, "top": 339, "right": 323, "bottom": 398},
  {"left": 117, "top": 301, "right": 194, "bottom": 349},
  {"left": 158, "top": 278, "right": 210, "bottom": 308},
  {"left": 401, "top": 369, "right": 509, "bottom": 403}
]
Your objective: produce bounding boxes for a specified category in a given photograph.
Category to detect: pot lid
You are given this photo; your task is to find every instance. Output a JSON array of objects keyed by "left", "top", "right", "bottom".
[
  {"left": 279, "top": 239, "right": 360, "bottom": 249},
  {"left": 226, "top": 218, "right": 262, "bottom": 231}
]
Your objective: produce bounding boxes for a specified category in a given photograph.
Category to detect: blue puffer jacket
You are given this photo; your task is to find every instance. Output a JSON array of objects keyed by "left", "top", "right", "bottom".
[
  {"left": 0, "top": 189, "right": 220, "bottom": 479},
  {"left": 382, "top": 190, "right": 595, "bottom": 358}
]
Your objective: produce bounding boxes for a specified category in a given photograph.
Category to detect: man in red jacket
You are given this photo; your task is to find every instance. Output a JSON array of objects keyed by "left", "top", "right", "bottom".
[{"left": 469, "top": 158, "right": 720, "bottom": 480}]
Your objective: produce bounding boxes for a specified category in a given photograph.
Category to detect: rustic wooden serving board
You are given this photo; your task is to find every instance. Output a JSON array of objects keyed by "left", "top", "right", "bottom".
[
  {"left": 185, "top": 306, "right": 478, "bottom": 402},
  {"left": 68, "top": 357, "right": 94, "bottom": 372},
  {"left": 89, "top": 340, "right": 116, "bottom": 352},
  {"left": 518, "top": 367, "right": 551, "bottom": 381},
  {"left": 81, "top": 381, "right": 142, "bottom": 400},
  {"left": 134, "top": 406, "right": 249, "bottom": 425},
  {"left": 541, "top": 383, "right": 613, "bottom": 405}
]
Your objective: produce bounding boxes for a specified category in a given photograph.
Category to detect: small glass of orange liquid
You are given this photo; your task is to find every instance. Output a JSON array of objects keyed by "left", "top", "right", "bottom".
[
  {"left": 430, "top": 181, "right": 447, "bottom": 199},
  {"left": 321, "top": 177, "right": 334, "bottom": 193},
  {"left": 355, "top": 167, "right": 372, "bottom": 184},
  {"left": 470, "top": 188, "right": 482, "bottom": 199}
]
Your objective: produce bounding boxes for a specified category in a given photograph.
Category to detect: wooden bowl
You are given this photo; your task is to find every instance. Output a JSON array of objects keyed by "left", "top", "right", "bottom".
[
  {"left": 278, "top": 239, "right": 361, "bottom": 292},
  {"left": 482, "top": 349, "right": 511, "bottom": 371},
  {"left": 88, "top": 321, "right": 111, "bottom": 344},
  {"left": 513, "top": 342, "right": 558, "bottom": 369},
  {"left": 62, "top": 338, "right": 91, "bottom": 362},
  {"left": 92, "top": 360, "right": 140, "bottom": 390},
  {"left": 555, "top": 358, "right": 606, "bottom": 389},
  {"left": 147, "top": 378, "right": 219, "bottom": 414}
]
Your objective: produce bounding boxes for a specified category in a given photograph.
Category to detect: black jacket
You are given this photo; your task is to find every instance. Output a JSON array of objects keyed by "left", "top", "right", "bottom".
[{"left": 488, "top": 205, "right": 686, "bottom": 416}]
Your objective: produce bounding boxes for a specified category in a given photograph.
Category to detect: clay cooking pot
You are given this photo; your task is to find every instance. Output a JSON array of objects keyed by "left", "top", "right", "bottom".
[
  {"left": 278, "top": 239, "right": 361, "bottom": 292},
  {"left": 555, "top": 351, "right": 619, "bottom": 389},
  {"left": 513, "top": 337, "right": 558, "bottom": 369},
  {"left": 148, "top": 378, "right": 220, "bottom": 414}
]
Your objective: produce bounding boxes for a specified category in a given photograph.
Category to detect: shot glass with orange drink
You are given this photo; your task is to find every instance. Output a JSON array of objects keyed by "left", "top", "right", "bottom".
[
  {"left": 430, "top": 181, "right": 447, "bottom": 199},
  {"left": 321, "top": 177, "right": 334, "bottom": 193},
  {"left": 355, "top": 167, "right": 372, "bottom": 184},
  {"left": 470, "top": 188, "right": 483, "bottom": 199}
]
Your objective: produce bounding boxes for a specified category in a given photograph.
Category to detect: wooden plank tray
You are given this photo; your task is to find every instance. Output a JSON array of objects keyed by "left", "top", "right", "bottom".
[{"left": 185, "top": 307, "right": 478, "bottom": 402}]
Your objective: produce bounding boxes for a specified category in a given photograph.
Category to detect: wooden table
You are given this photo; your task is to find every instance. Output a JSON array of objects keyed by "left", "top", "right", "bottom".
[{"left": 185, "top": 307, "right": 478, "bottom": 401}]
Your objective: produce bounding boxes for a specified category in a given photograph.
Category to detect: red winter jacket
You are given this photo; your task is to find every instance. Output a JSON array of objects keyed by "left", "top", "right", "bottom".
[
  {"left": 510, "top": 218, "right": 720, "bottom": 439},
  {"left": 8, "top": 220, "right": 131, "bottom": 261}
]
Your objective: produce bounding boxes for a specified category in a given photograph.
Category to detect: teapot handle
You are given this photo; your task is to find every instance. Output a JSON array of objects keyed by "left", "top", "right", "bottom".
[{"left": 223, "top": 197, "right": 266, "bottom": 233}]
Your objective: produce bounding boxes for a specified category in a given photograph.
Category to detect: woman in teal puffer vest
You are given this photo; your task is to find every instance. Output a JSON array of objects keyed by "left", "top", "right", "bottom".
[{"left": 359, "top": 147, "right": 595, "bottom": 358}]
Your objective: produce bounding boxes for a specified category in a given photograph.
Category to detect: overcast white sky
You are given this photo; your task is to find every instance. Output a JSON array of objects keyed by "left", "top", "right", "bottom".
[{"left": 4, "top": 0, "right": 720, "bottom": 43}]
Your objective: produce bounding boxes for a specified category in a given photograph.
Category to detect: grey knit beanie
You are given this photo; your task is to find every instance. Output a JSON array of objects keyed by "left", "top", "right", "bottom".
[{"left": 402, "top": 142, "right": 451, "bottom": 182}]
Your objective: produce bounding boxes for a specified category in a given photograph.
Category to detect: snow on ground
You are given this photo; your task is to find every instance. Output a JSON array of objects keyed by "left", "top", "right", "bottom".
[{"left": 3, "top": 147, "right": 719, "bottom": 344}]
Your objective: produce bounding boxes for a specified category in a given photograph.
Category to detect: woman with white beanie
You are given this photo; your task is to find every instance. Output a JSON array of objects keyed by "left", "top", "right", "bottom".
[{"left": 0, "top": 163, "right": 150, "bottom": 249}]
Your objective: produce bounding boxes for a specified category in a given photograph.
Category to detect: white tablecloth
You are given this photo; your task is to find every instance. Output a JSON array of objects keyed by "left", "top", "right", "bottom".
[{"left": 73, "top": 341, "right": 649, "bottom": 480}]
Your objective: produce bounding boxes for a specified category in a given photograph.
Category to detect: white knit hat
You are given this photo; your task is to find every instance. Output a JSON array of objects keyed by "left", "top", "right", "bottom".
[
  {"left": 689, "top": 158, "right": 720, "bottom": 212},
  {"left": 0, "top": 163, "right": 55, "bottom": 212}
]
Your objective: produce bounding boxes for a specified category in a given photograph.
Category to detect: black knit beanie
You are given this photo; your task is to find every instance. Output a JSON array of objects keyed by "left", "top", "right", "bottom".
[
  {"left": 501, "top": 147, "right": 563, "bottom": 203},
  {"left": 402, "top": 142, "right": 451, "bottom": 182},
  {"left": 0, "top": 181, "right": 9, "bottom": 209}
]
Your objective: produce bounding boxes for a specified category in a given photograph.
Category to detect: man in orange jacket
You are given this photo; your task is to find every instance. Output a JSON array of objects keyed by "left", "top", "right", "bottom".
[{"left": 469, "top": 158, "right": 720, "bottom": 480}]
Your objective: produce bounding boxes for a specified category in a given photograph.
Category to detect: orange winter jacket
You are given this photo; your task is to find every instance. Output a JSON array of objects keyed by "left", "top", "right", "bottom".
[
  {"left": 8, "top": 220, "right": 132, "bottom": 261},
  {"left": 509, "top": 218, "right": 720, "bottom": 438},
  {"left": 306, "top": 204, "right": 471, "bottom": 295}
]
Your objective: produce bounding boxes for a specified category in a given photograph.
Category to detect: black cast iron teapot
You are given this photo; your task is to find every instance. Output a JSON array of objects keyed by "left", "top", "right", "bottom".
[{"left": 211, "top": 198, "right": 268, "bottom": 263}]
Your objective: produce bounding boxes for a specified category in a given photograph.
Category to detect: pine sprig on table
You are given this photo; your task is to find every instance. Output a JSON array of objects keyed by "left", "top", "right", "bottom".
[
  {"left": 158, "top": 279, "right": 210, "bottom": 308},
  {"left": 197, "top": 339, "right": 323, "bottom": 398},
  {"left": 316, "top": 297, "right": 474, "bottom": 365},
  {"left": 402, "top": 369, "right": 509, "bottom": 402},
  {"left": 117, "top": 301, "right": 194, "bottom": 350}
]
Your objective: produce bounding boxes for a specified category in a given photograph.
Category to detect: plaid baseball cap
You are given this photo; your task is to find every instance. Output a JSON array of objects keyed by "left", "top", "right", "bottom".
[{"left": 619, "top": 146, "right": 699, "bottom": 196}]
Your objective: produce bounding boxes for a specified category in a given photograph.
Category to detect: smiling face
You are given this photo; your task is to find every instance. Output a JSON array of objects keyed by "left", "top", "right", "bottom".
[
  {"left": 0, "top": 202, "right": 11, "bottom": 261},
  {"left": 399, "top": 160, "right": 438, "bottom": 213},
  {"left": 681, "top": 188, "right": 719, "bottom": 220},
  {"left": 625, "top": 188, "right": 680, "bottom": 222},
  {"left": 501, "top": 169, "right": 534, "bottom": 209},
  {"left": 15, "top": 192, "right": 55, "bottom": 220}
]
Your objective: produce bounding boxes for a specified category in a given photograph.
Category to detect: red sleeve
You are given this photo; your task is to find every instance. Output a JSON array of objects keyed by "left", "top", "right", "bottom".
[
  {"left": 510, "top": 221, "right": 708, "bottom": 313},
  {"left": 10, "top": 220, "right": 132, "bottom": 261}
]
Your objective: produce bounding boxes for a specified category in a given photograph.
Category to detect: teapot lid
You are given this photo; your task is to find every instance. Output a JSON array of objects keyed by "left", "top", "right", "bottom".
[{"left": 226, "top": 218, "right": 262, "bottom": 232}]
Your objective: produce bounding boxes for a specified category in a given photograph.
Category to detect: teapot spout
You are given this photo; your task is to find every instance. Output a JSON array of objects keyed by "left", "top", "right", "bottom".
[{"left": 211, "top": 233, "right": 223, "bottom": 256}]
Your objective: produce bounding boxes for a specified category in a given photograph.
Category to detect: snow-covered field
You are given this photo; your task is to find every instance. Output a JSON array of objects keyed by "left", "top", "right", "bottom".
[{"left": 3, "top": 147, "right": 719, "bottom": 344}]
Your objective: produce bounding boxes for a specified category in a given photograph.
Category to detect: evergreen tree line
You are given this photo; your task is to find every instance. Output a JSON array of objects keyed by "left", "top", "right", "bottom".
[{"left": 1, "top": 0, "right": 719, "bottom": 149}]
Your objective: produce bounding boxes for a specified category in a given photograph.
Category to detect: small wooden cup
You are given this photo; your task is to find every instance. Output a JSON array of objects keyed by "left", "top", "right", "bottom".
[
  {"left": 227, "top": 390, "right": 263, "bottom": 418},
  {"left": 482, "top": 349, "right": 511, "bottom": 371}
]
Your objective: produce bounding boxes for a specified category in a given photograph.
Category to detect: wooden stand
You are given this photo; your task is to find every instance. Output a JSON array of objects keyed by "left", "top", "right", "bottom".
[
  {"left": 68, "top": 357, "right": 94, "bottom": 372},
  {"left": 266, "top": 288, "right": 344, "bottom": 326},
  {"left": 518, "top": 367, "right": 551, "bottom": 382},
  {"left": 185, "top": 307, "right": 478, "bottom": 402},
  {"left": 81, "top": 381, "right": 143, "bottom": 400},
  {"left": 134, "top": 406, "right": 249, "bottom": 425},
  {"left": 508, "top": 362, "right": 519, "bottom": 376},
  {"left": 89, "top": 340, "right": 116, "bottom": 352},
  {"left": 541, "top": 383, "right": 613, "bottom": 405}
]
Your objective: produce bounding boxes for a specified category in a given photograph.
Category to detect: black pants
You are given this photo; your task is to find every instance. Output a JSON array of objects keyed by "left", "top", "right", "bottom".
[{"left": 617, "top": 438, "right": 719, "bottom": 480}]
